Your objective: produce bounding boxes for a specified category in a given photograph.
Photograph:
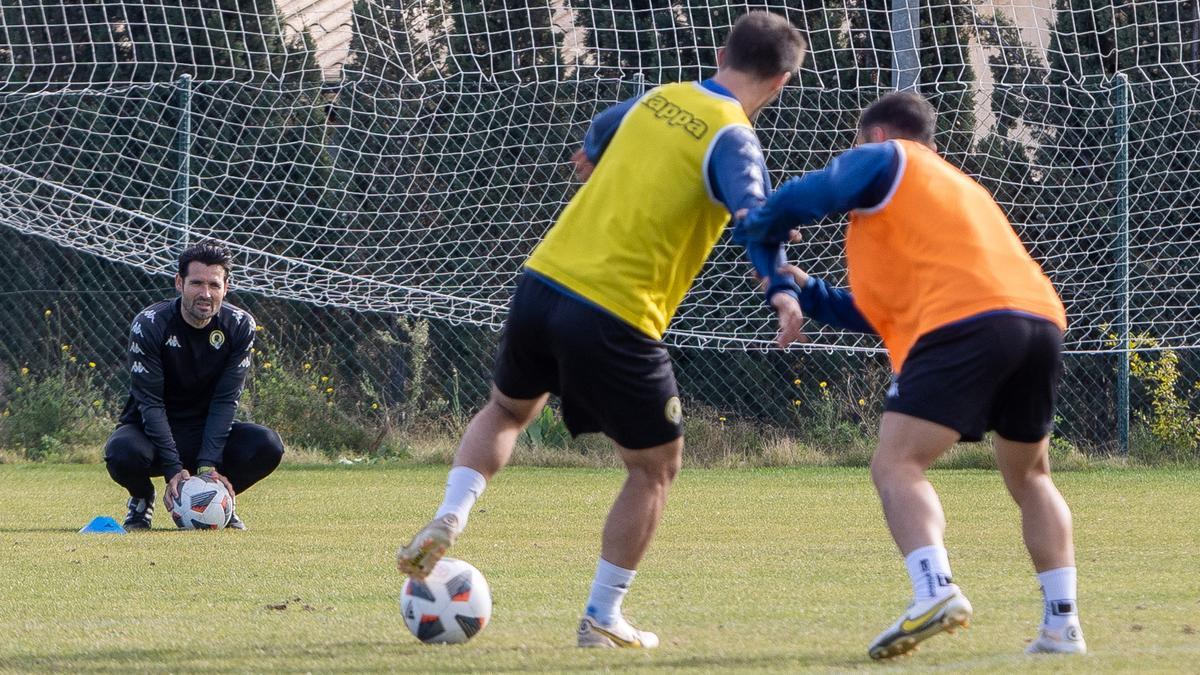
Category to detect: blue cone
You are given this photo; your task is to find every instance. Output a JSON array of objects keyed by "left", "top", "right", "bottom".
[{"left": 79, "top": 516, "right": 127, "bottom": 534}]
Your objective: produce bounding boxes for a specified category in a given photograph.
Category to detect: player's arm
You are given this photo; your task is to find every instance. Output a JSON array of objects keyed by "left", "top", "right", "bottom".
[
  {"left": 710, "top": 126, "right": 801, "bottom": 305},
  {"left": 736, "top": 141, "right": 901, "bottom": 242},
  {"left": 572, "top": 96, "right": 638, "bottom": 180},
  {"left": 128, "top": 316, "right": 183, "bottom": 481},
  {"left": 197, "top": 315, "right": 255, "bottom": 477},
  {"left": 780, "top": 266, "right": 876, "bottom": 334},
  {"left": 707, "top": 126, "right": 806, "bottom": 346}
]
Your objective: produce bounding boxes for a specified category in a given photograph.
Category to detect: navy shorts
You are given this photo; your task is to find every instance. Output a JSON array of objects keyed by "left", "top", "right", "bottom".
[
  {"left": 885, "top": 313, "right": 1063, "bottom": 443},
  {"left": 492, "top": 272, "right": 683, "bottom": 450}
]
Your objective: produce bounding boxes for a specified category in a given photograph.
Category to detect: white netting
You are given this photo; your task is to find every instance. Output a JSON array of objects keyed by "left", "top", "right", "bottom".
[
  {"left": 1, "top": 1, "right": 1197, "bottom": 353},
  {"left": 0, "top": 1, "right": 1198, "bottom": 452}
]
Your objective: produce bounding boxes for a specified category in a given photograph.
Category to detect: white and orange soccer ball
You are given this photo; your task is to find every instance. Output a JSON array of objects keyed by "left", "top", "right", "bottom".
[
  {"left": 400, "top": 558, "right": 492, "bottom": 644},
  {"left": 169, "top": 475, "right": 234, "bottom": 530}
]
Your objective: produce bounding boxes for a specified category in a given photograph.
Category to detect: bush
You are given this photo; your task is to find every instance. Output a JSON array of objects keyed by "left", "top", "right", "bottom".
[
  {"left": 1129, "top": 347, "right": 1200, "bottom": 460},
  {"left": 0, "top": 355, "right": 111, "bottom": 459},
  {"left": 791, "top": 376, "right": 879, "bottom": 457},
  {"left": 241, "top": 345, "right": 375, "bottom": 456}
]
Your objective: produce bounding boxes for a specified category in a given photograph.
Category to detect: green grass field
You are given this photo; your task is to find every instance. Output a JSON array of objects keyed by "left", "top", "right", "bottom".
[{"left": 1, "top": 464, "right": 1198, "bottom": 672}]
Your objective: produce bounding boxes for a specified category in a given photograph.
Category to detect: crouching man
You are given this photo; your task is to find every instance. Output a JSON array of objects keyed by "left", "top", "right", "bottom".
[{"left": 105, "top": 240, "right": 283, "bottom": 530}]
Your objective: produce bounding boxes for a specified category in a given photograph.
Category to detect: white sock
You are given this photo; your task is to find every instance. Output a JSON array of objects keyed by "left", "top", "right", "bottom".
[
  {"left": 1038, "top": 567, "right": 1078, "bottom": 630},
  {"left": 433, "top": 466, "right": 487, "bottom": 529},
  {"left": 585, "top": 558, "right": 636, "bottom": 626},
  {"left": 905, "top": 545, "right": 955, "bottom": 602}
]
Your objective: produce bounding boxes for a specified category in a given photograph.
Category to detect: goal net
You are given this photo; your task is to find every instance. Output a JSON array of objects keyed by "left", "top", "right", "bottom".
[{"left": 0, "top": 1, "right": 1197, "bottom": 450}]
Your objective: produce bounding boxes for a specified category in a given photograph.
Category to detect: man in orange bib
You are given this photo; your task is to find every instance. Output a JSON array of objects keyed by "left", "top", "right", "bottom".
[{"left": 739, "top": 92, "right": 1086, "bottom": 660}]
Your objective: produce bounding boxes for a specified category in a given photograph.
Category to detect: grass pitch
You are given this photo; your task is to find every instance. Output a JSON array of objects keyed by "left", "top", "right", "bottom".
[{"left": 1, "top": 464, "right": 1198, "bottom": 673}]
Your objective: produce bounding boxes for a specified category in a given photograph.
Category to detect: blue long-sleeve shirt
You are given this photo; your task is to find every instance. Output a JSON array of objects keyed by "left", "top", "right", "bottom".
[
  {"left": 584, "top": 79, "right": 800, "bottom": 302},
  {"left": 737, "top": 141, "right": 905, "bottom": 333}
]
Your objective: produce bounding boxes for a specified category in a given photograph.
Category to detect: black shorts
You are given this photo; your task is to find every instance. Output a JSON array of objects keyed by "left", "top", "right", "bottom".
[
  {"left": 885, "top": 313, "right": 1063, "bottom": 443},
  {"left": 492, "top": 272, "right": 683, "bottom": 450}
]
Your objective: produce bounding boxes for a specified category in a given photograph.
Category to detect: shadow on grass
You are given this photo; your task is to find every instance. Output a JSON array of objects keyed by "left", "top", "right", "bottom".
[
  {"left": 0, "top": 643, "right": 867, "bottom": 673},
  {"left": 0, "top": 527, "right": 97, "bottom": 533},
  {"left": 0, "top": 527, "right": 188, "bottom": 534}
]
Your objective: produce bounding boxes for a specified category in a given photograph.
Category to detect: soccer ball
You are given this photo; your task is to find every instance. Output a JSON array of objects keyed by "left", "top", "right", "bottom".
[
  {"left": 170, "top": 475, "right": 234, "bottom": 530},
  {"left": 400, "top": 558, "right": 492, "bottom": 644}
]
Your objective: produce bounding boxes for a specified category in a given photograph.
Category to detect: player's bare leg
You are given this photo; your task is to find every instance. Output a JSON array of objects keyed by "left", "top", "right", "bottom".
[
  {"left": 994, "top": 434, "right": 1085, "bottom": 654},
  {"left": 603, "top": 439, "right": 682, "bottom": 569},
  {"left": 398, "top": 387, "right": 548, "bottom": 578},
  {"left": 867, "top": 412, "right": 972, "bottom": 660},
  {"left": 577, "top": 438, "right": 682, "bottom": 648},
  {"left": 871, "top": 413, "right": 959, "bottom": 553},
  {"left": 452, "top": 388, "right": 549, "bottom": 478}
]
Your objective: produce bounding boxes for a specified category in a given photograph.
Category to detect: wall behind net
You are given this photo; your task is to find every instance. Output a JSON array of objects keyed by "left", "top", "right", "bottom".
[{"left": 0, "top": 1, "right": 1197, "bottom": 454}]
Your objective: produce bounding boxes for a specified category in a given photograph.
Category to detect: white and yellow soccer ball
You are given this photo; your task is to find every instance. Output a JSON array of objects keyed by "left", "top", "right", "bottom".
[
  {"left": 400, "top": 558, "right": 492, "bottom": 644},
  {"left": 169, "top": 475, "right": 234, "bottom": 530}
]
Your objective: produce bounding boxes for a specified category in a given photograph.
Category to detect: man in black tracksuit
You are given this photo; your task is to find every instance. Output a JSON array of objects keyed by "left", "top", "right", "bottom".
[{"left": 104, "top": 241, "right": 283, "bottom": 530}]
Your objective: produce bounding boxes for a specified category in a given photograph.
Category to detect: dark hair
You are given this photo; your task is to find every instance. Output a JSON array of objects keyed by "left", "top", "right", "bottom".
[
  {"left": 724, "top": 11, "right": 807, "bottom": 79},
  {"left": 859, "top": 92, "right": 937, "bottom": 145},
  {"left": 178, "top": 239, "right": 233, "bottom": 280}
]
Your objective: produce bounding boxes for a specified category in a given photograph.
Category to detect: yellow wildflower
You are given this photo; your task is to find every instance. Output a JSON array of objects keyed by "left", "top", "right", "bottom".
[
  {"left": 320, "top": 375, "right": 329, "bottom": 383},
  {"left": 303, "top": 363, "right": 312, "bottom": 371},
  {"left": 43, "top": 309, "right": 52, "bottom": 318},
  {"left": 858, "top": 398, "right": 866, "bottom": 406},
  {"left": 19, "top": 367, "right": 28, "bottom": 376},
  {"left": 61, "top": 344, "right": 70, "bottom": 352},
  {"left": 308, "top": 384, "right": 317, "bottom": 391},
  {"left": 325, "top": 387, "right": 334, "bottom": 394},
  {"left": 819, "top": 381, "right": 827, "bottom": 388},
  {"left": 88, "top": 362, "right": 96, "bottom": 368},
  {"left": 263, "top": 361, "right": 272, "bottom": 369},
  {"left": 793, "top": 399, "right": 801, "bottom": 406},
  {"left": 793, "top": 378, "right": 801, "bottom": 385},
  {"left": 371, "top": 403, "right": 379, "bottom": 410},
  {"left": 69, "top": 356, "right": 77, "bottom": 363}
]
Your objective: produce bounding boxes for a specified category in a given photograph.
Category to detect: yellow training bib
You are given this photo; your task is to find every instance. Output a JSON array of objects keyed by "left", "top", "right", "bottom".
[{"left": 526, "top": 82, "right": 751, "bottom": 340}]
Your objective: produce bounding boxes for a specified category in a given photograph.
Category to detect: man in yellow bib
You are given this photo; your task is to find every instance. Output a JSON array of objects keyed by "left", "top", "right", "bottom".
[
  {"left": 740, "top": 92, "right": 1085, "bottom": 659},
  {"left": 398, "top": 12, "right": 807, "bottom": 647}
]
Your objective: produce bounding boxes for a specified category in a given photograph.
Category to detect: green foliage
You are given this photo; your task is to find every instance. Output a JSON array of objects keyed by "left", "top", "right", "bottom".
[
  {"left": 0, "top": 356, "right": 110, "bottom": 460},
  {"left": 241, "top": 340, "right": 375, "bottom": 456},
  {"left": 521, "top": 406, "right": 570, "bottom": 450},
  {"left": 791, "top": 376, "right": 879, "bottom": 454},
  {"left": 1129, "top": 346, "right": 1200, "bottom": 460},
  {"left": 1100, "top": 330, "right": 1200, "bottom": 461}
]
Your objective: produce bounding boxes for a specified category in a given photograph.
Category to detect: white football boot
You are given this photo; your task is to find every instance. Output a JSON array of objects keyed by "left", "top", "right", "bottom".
[
  {"left": 868, "top": 587, "right": 973, "bottom": 660},
  {"left": 1027, "top": 621, "right": 1087, "bottom": 654},
  {"left": 577, "top": 615, "right": 660, "bottom": 648},
  {"left": 396, "top": 514, "right": 461, "bottom": 579}
]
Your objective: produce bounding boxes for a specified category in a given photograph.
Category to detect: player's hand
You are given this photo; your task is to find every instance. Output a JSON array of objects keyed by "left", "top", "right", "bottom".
[
  {"left": 771, "top": 292, "right": 808, "bottom": 348},
  {"left": 205, "top": 469, "right": 236, "bottom": 497},
  {"left": 570, "top": 148, "right": 595, "bottom": 181},
  {"left": 778, "top": 263, "right": 810, "bottom": 287},
  {"left": 753, "top": 255, "right": 809, "bottom": 291},
  {"left": 165, "top": 469, "right": 191, "bottom": 510}
]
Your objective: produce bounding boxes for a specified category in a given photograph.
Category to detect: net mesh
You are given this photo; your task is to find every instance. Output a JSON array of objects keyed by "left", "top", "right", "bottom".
[{"left": 1, "top": 1, "right": 1198, "bottom": 455}]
